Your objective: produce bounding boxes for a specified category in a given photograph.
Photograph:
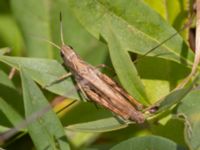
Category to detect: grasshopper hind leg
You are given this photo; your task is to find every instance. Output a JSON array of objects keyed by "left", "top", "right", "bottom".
[{"left": 76, "top": 81, "right": 101, "bottom": 109}]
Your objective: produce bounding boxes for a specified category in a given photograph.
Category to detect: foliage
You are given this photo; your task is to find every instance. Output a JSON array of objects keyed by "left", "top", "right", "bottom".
[{"left": 0, "top": 0, "right": 199, "bottom": 150}]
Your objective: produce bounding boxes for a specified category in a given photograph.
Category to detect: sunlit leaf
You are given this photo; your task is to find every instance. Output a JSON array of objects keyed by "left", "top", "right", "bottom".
[
  {"left": 0, "top": 15, "right": 24, "bottom": 56},
  {"left": 144, "top": 0, "right": 189, "bottom": 33},
  {"left": 69, "top": 0, "right": 194, "bottom": 104},
  {"left": 147, "top": 75, "right": 198, "bottom": 114}
]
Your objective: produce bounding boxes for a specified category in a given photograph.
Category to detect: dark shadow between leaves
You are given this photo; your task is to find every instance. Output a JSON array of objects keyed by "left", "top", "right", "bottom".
[{"left": 0, "top": 83, "right": 24, "bottom": 116}]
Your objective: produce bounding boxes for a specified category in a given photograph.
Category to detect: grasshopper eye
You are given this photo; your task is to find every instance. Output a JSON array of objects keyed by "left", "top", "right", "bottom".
[
  {"left": 60, "top": 51, "right": 64, "bottom": 58},
  {"left": 69, "top": 45, "right": 73, "bottom": 49}
]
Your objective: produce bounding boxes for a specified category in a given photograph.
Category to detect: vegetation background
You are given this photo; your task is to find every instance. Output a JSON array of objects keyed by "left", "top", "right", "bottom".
[{"left": 0, "top": 0, "right": 199, "bottom": 150}]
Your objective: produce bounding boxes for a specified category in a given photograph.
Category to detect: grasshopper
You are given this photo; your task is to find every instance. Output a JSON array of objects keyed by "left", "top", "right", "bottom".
[
  {"left": 0, "top": 10, "right": 194, "bottom": 144},
  {"left": 54, "top": 14, "right": 145, "bottom": 124}
]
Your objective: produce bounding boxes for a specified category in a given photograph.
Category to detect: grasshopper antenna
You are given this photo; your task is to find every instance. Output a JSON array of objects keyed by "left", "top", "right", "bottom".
[
  {"left": 60, "top": 12, "right": 65, "bottom": 45},
  {"left": 31, "top": 35, "right": 60, "bottom": 49},
  {"left": 43, "top": 38, "right": 60, "bottom": 49},
  {"left": 134, "top": 13, "right": 195, "bottom": 63}
]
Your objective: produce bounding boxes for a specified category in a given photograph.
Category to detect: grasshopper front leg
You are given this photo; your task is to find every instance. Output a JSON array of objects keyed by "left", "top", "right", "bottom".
[
  {"left": 95, "top": 64, "right": 115, "bottom": 73},
  {"left": 76, "top": 81, "right": 90, "bottom": 102},
  {"left": 44, "top": 72, "right": 72, "bottom": 88}
]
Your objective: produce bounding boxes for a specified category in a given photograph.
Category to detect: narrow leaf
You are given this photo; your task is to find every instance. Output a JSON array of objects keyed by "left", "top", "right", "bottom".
[
  {"left": 0, "top": 56, "right": 79, "bottom": 100},
  {"left": 147, "top": 75, "right": 198, "bottom": 115},
  {"left": 111, "top": 135, "right": 185, "bottom": 150},
  {"left": 66, "top": 117, "right": 128, "bottom": 132},
  {"left": 0, "top": 70, "right": 24, "bottom": 127},
  {"left": 101, "top": 22, "right": 148, "bottom": 103},
  {"left": 0, "top": 97, "right": 23, "bottom": 129},
  {"left": 10, "top": 0, "right": 53, "bottom": 58},
  {"left": 20, "top": 67, "right": 70, "bottom": 150}
]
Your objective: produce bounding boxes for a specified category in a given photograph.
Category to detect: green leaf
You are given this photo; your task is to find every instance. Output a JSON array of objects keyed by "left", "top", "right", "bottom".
[
  {"left": 0, "top": 97, "right": 23, "bottom": 130},
  {"left": 0, "top": 56, "right": 80, "bottom": 100},
  {"left": 144, "top": 0, "right": 166, "bottom": 19},
  {"left": 101, "top": 22, "right": 148, "bottom": 104},
  {"left": 0, "top": 70, "right": 15, "bottom": 88},
  {"left": 69, "top": 0, "right": 194, "bottom": 104},
  {"left": 69, "top": 0, "right": 194, "bottom": 65},
  {"left": 144, "top": 0, "right": 189, "bottom": 30},
  {"left": 66, "top": 117, "right": 128, "bottom": 132},
  {"left": 177, "top": 89, "right": 200, "bottom": 150},
  {"left": 50, "top": 0, "right": 109, "bottom": 65},
  {"left": 61, "top": 102, "right": 128, "bottom": 133},
  {"left": 0, "top": 15, "right": 24, "bottom": 56},
  {"left": 136, "top": 57, "right": 190, "bottom": 104},
  {"left": 151, "top": 118, "right": 186, "bottom": 146},
  {"left": 111, "top": 135, "right": 185, "bottom": 150},
  {"left": 10, "top": 0, "right": 53, "bottom": 58},
  {"left": 163, "top": 0, "right": 189, "bottom": 32},
  {"left": 147, "top": 75, "right": 198, "bottom": 114},
  {"left": 10, "top": 0, "right": 108, "bottom": 64},
  {"left": 20, "top": 67, "right": 70, "bottom": 150},
  {"left": 0, "top": 70, "right": 24, "bottom": 128},
  {"left": 144, "top": 0, "right": 189, "bottom": 40}
]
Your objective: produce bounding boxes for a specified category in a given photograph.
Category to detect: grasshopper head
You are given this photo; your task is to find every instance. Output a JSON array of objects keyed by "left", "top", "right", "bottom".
[{"left": 60, "top": 45, "right": 77, "bottom": 61}]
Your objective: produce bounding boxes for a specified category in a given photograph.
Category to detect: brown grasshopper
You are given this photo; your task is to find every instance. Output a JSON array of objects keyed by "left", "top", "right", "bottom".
[{"left": 52, "top": 14, "right": 145, "bottom": 124}]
